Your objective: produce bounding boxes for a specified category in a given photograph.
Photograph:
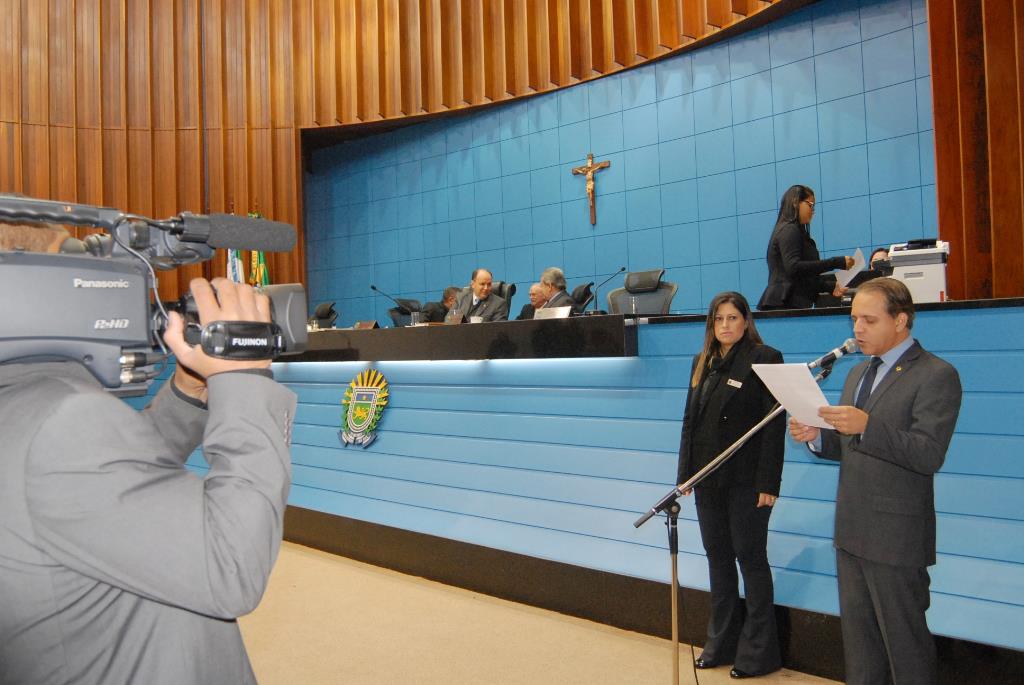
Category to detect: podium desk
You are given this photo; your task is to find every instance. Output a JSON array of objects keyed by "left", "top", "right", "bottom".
[{"left": 293, "top": 314, "right": 639, "bottom": 362}]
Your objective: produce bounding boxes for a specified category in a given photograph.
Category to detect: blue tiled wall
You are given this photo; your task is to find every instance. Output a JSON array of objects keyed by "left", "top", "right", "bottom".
[{"left": 304, "top": 0, "right": 933, "bottom": 325}]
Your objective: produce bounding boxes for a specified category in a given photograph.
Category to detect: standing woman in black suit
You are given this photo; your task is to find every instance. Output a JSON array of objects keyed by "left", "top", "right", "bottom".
[
  {"left": 677, "top": 291, "right": 785, "bottom": 679},
  {"left": 758, "top": 184, "right": 854, "bottom": 310}
]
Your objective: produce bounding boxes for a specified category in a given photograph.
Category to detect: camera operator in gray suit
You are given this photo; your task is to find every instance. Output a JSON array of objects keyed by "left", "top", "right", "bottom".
[
  {"left": 0, "top": 229, "right": 297, "bottom": 685},
  {"left": 789, "top": 278, "right": 962, "bottom": 685}
]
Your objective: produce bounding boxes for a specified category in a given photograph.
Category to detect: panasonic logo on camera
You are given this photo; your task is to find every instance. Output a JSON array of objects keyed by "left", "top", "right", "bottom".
[
  {"left": 73, "top": 277, "right": 132, "bottom": 289},
  {"left": 232, "top": 338, "right": 268, "bottom": 346}
]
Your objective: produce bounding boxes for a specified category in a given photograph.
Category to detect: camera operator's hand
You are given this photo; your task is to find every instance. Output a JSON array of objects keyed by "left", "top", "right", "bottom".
[{"left": 165, "top": 278, "right": 273, "bottom": 398}]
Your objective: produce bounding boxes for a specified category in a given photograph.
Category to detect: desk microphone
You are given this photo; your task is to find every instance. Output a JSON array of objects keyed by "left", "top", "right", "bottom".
[
  {"left": 369, "top": 284, "right": 417, "bottom": 314},
  {"left": 808, "top": 339, "right": 858, "bottom": 369},
  {"left": 592, "top": 266, "right": 626, "bottom": 314}
]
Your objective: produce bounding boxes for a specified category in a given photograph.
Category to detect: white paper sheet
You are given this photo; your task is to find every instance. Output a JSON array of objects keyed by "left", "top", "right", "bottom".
[
  {"left": 752, "top": 363, "right": 831, "bottom": 429},
  {"left": 533, "top": 305, "right": 572, "bottom": 320},
  {"left": 833, "top": 247, "right": 865, "bottom": 288}
]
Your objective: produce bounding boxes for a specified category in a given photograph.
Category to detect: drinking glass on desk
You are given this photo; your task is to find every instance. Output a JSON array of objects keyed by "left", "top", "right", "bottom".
[
  {"left": 409, "top": 311, "right": 422, "bottom": 325},
  {"left": 628, "top": 295, "right": 639, "bottom": 315}
]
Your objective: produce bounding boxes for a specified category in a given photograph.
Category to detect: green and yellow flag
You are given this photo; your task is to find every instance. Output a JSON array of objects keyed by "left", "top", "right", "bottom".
[
  {"left": 249, "top": 250, "right": 269, "bottom": 286},
  {"left": 247, "top": 211, "right": 270, "bottom": 286}
]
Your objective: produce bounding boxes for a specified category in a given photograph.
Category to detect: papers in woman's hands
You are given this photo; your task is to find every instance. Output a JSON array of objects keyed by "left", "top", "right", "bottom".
[
  {"left": 834, "top": 247, "right": 865, "bottom": 288},
  {"left": 752, "top": 364, "right": 832, "bottom": 429}
]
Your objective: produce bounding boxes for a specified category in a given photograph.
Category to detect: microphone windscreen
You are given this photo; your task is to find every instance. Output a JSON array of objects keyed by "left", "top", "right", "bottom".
[{"left": 205, "top": 213, "right": 296, "bottom": 252}]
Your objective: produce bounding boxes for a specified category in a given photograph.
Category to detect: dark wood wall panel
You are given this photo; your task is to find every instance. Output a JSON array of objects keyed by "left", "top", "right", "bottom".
[
  {"left": 14, "top": 0, "right": 1020, "bottom": 302},
  {"left": 100, "top": 128, "right": 128, "bottom": 208},
  {"left": 982, "top": 0, "right": 1023, "bottom": 298},
  {"left": 928, "top": 0, "right": 1024, "bottom": 300},
  {"left": 76, "top": 127, "right": 103, "bottom": 204},
  {"left": 76, "top": 0, "right": 102, "bottom": 130},
  {"left": 49, "top": 126, "right": 76, "bottom": 200},
  {"left": 0, "top": 1, "right": 19, "bottom": 126},
  {"left": 1, "top": 123, "right": 22, "bottom": 192}
]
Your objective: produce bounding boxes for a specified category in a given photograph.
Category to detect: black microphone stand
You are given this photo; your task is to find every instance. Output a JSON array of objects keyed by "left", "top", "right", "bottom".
[
  {"left": 634, "top": 363, "right": 837, "bottom": 684},
  {"left": 370, "top": 284, "right": 418, "bottom": 314},
  {"left": 589, "top": 266, "right": 626, "bottom": 315}
]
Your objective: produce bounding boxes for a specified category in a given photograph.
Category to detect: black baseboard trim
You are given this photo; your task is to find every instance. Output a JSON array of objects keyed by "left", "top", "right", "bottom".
[{"left": 284, "top": 506, "right": 1024, "bottom": 683}]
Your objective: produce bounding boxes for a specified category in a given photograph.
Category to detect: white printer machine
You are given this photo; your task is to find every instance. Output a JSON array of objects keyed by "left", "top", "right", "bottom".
[{"left": 886, "top": 239, "right": 950, "bottom": 303}]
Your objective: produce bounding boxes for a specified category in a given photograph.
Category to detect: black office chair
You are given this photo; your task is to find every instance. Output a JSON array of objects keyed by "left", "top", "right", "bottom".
[
  {"left": 570, "top": 281, "right": 594, "bottom": 314},
  {"left": 312, "top": 302, "right": 338, "bottom": 329},
  {"left": 386, "top": 298, "right": 422, "bottom": 327},
  {"left": 491, "top": 281, "right": 516, "bottom": 319},
  {"left": 606, "top": 268, "right": 678, "bottom": 315}
]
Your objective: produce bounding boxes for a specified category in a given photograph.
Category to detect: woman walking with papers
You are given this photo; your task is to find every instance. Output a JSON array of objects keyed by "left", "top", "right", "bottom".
[{"left": 676, "top": 291, "right": 785, "bottom": 679}]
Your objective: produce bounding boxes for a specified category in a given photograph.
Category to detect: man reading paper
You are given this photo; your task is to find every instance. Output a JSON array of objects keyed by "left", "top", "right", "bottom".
[{"left": 788, "top": 278, "right": 961, "bottom": 685}]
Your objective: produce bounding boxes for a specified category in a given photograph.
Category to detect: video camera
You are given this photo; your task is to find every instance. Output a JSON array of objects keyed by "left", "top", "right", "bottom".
[{"left": 0, "top": 194, "right": 307, "bottom": 396}]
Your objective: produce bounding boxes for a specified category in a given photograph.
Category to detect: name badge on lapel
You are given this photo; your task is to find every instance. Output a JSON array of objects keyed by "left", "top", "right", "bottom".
[{"left": 726, "top": 378, "right": 743, "bottom": 389}]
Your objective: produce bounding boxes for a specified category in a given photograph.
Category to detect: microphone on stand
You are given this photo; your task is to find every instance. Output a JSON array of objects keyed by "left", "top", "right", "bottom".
[
  {"left": 369, "top": 284, "right": 419, "bottom": 314},
  {"left": 807, "top": 338, "right": 858, "bottom": 369},
  {"left": 591, "top": 266, "right": 627, "bottom": 314}
]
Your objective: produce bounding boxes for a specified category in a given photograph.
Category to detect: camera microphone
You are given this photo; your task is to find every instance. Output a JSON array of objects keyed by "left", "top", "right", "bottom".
[
  {"left": 174, "top": 213, "right": 296, "bottom": 252},
  {"left": 0, "top": 196, "right": 296, "bottom": 253}
]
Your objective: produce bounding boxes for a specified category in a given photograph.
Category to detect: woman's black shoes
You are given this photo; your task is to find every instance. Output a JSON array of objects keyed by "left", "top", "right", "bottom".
[
  {"left": 729, "top": 666, "right": 780, "bottom": 679},
  {"left": 696, "top": 657, "right": 777, "bottom": 678}
]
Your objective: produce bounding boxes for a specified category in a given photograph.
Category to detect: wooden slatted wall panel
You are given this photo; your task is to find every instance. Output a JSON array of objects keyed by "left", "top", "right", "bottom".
[
  {"left": 981, "top": 0, "right": 1024, "bottom": 298},
  {"left": 0, "top": 0, "right": 311, "bottom": 298},
  {"left": 27, "top": 0, "right": 1012, "bottom": 300},
  {"left": 929, "top": 0, "right": 1024, "bottom": 300},
  {"left": 203, "top": 0, "right": 306, "bottom": 289}
]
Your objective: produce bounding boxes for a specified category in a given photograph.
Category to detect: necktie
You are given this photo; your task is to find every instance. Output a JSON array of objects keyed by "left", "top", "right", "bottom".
[{"left": 854, "top": 357, "right": 883, "bottom": 409}]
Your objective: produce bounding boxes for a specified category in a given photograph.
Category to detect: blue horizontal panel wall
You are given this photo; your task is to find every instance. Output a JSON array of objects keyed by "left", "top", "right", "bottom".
[
  {"left": 276, "top": 357, "right": 690, "bottom": 389},
  {"left": 292, "top": 449, "right": 667, "bottom": 513},
  {"left": 276, "top": 303, "right": 1024, "bottom": 650},
  {"left": 290, "top": 383, "right": 687, "bottom": 421},
  {"left": 295, "top": 408, "right": 679, "bottom": 453},
  {"left": 298, "top": 431, "right": 674, "bottom": 482}
]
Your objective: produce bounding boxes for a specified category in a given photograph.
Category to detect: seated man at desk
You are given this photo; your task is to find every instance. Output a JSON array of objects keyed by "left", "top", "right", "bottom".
[
  {"left": 516, "top": 283, "right": 548, "bottom": 320},
  {"left": 538, "top": 267, "right": 573, "bottom": 310},
  {"left": 422, "top": 286, "right": 460, "bottom": 323},
  {"left": 448, "top": 268, "right": 507, "bottom": 322}
]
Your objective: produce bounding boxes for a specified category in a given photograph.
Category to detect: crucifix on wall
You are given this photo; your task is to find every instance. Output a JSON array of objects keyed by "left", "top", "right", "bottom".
[{"left": 571, "top": 152, "right": 611, "bottom": 225}]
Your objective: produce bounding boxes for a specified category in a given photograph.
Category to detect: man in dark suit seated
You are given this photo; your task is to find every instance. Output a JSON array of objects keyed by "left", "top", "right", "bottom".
[
  {"left": 789, "top": 278, "right": 962, "bottom": 685},
  {"left": 421, "top": 286, "right": 460, "bottom": 323},
  {"left": 537, "top": 267, "right": 573, "bottom": 311},
  {"left": 516, "top": 283, "right": 548, "bottom": 320},
  {"left": 448, "top": 268, "right": 507, "bottom": 322}
]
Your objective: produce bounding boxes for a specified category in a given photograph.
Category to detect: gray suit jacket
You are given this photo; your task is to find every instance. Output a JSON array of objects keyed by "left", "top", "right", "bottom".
[
  {"left": 816, "top": 340, "right": 961, "bottom": 567},
  {"left": 0, "top": 362, "right": 297, "bottom": 684},
  {"left": 542, "top": 289, "right": 574, "bottom": 310},
  {"left": 451, "top": 289, "right": 508, "bottom": 322}
]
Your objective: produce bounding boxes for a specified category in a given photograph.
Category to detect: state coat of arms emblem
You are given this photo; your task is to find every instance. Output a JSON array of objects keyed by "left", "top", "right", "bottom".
[{"left": 339, "top": 369, "right": 389, "bottom": 447}]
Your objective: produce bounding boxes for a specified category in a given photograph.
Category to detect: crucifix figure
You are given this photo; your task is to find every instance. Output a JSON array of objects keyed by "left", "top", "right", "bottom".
[{"left": 571, "top": 152, "right": 611, "bottom": 225}]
